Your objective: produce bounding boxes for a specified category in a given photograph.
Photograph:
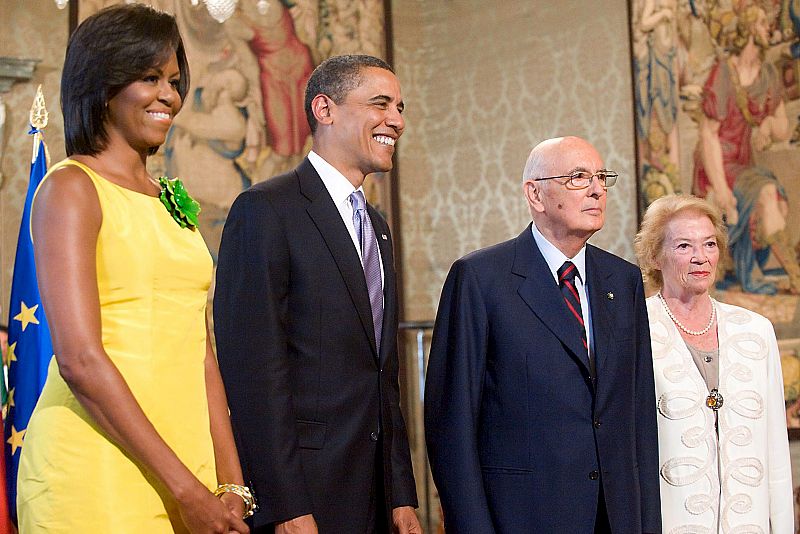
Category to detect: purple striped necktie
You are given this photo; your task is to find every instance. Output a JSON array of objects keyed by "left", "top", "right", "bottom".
[
  {"left": 558, "top": 261, "right": 587, "bottom": 355},
  {"left": 350, "top": 191, "right": 383, "bottom": 352}
]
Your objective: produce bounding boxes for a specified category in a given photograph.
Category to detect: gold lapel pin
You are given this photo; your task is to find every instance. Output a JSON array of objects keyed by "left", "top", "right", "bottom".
[{"left": 606, "top": 292, "right": 614, "bottom": 300}]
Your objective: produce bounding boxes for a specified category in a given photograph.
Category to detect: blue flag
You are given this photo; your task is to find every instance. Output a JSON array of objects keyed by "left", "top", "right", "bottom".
[{"left": 4, "top": 129, "right": 53, "bottom": 521}]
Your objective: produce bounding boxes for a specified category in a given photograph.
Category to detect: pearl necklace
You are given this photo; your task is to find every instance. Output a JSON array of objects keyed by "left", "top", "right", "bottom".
[{"left": 657, "top": 292, "right": 716, "bottom": 336}]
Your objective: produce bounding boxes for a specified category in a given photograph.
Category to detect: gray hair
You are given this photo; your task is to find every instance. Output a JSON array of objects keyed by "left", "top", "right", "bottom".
[{"left": 522, "top": 145, "right": 547, "bottom": 183}]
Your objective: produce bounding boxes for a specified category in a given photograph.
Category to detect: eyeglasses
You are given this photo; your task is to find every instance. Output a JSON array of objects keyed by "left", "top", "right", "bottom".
[{"left": 532, "top": 170, "right": 619, "bottom": 190}]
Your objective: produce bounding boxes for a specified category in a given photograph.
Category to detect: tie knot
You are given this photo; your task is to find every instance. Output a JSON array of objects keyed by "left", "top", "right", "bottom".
[
  {"left": 558, "top": 261, "right": 579, "bottom": 283},
  {"left": 351, "top": 190, "right": 366, "bottom": 212}
]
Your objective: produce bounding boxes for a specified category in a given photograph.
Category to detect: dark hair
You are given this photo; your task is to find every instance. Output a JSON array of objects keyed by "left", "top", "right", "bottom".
[
  {"left": 61, "top": 4, "right": 190, "bottom": 156},
  {"left": 304, "top": 54, "right": 393, "bottom": 134}
]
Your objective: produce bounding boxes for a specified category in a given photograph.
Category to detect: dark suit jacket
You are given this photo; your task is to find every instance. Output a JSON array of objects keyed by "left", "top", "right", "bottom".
[
  {"left": 424, "top": 226, "right": 660, "bottom": 534},
  {"left": 214, "top": 158, "right": 418, "bottom": 532}
]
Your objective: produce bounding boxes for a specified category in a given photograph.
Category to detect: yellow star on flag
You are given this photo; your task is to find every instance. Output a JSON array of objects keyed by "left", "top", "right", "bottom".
[
  {"left": 7, "top": 342, "right": 17, "bottom": 363},
  {"left": 13, "top": 301, "right": 40, "bottom": 332},
  {"left": 8, "top": 388, "right": 15, "bottom": 408},
  {"left": 7, "top": 425, "right": 26, "bottom": 455}
]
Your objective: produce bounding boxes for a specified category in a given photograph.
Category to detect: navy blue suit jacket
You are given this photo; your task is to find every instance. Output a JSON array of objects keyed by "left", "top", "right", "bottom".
[{"left": 424, "top": 226, "right": 661, "bottom": 534}]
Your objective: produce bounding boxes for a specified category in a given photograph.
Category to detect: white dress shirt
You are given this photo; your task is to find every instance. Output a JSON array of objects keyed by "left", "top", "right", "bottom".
[
  {"left": 308, "top": 151, "right": 384, "bottom": 290},
  {"left": 530, "top": 222, "right": 594, "bottom": 357}
]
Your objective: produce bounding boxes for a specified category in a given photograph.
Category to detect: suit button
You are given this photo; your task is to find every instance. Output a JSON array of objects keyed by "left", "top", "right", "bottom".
[
  {"left": 370, "top": 431, "right": 379, "bottom": 442},
  {"left": 589, "top": 470, "right": 599, "bottom": 480},
  {"left": 593, "top": 420, "right": 601, "bottom": 428}
]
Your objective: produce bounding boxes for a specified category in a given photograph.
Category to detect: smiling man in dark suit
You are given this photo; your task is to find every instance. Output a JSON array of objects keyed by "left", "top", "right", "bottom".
[
  {"left": 425, "top": 136, "right": 661, "bottom": 534},
  {"left": 214, "top": 55, "right": 420, "bottom": 534}
]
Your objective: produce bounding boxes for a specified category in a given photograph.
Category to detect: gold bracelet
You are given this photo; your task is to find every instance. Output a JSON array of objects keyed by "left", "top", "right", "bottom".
[{"left": 214, "top": 483, "right": 257, "bottom": 519}]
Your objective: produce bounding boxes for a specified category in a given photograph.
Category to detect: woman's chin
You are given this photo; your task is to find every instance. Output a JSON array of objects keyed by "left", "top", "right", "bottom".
[
  {"left": 666, "top": 279, "right": 714, "bottom": 297},
  {"left": 687, "top": 280, "right": 714, "bottom": 296}
]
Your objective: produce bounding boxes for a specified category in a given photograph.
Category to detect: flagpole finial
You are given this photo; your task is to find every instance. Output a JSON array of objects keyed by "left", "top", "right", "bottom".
[
  {"left": 29, "top": 85, "right": 50, "bottom": 165},
  {"left": 29, "top": 85, "right": 48, "bottom": 131}
]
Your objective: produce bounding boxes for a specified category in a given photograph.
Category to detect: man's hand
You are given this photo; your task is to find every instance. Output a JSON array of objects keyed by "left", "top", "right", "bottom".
[
  {"left": 392, "top": 506, "right": 422, "bottom": 534},
  {"left": 275, "top": 514, "right": 318, "bottom": 534}
]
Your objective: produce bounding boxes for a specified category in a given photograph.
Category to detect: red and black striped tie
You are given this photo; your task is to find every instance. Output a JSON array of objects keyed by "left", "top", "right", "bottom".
[{"left": 558, "top": 261, "right": 588, "bottom": 354}]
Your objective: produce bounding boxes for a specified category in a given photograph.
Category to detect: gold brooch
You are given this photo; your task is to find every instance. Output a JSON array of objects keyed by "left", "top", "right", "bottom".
[{"left": 706, "top": 389, "right": 723, "bottom": 411}]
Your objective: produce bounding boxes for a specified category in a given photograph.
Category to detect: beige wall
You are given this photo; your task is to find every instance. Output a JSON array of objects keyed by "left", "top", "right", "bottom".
[
  {"left": 393, "top": 0, "right": 638, "bottom": 323},
  {"left": 0, "top": 0, "right": 68, "bottom": 322}
]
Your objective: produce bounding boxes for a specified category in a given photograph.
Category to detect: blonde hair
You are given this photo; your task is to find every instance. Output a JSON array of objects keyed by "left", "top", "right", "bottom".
[
  {"left": 710, "top": 3, "right": 767, "bottom": 53},
  {"left": 731, "top": 5, "right": 766, "bottom": 52},
  {"left": 634, "top": 194, "right": 728, "bottom": 290}
]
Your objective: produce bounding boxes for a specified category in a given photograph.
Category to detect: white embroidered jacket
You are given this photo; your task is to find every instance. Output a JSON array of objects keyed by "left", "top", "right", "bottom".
[{"left": 647, "top": 295, "right": 793, "bottom": 534}]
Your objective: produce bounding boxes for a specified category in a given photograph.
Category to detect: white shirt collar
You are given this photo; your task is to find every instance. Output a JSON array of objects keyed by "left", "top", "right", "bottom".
[
  {"left": 308, "top": 150, "right": 361, "bottom": 206},
  {"left": 530, "top": 221, "right": 587, "bottom": 284}
]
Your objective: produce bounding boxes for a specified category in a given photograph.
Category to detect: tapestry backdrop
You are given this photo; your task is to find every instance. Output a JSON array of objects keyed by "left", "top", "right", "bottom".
[
  {"left": 631, "top": 0, "right": 800, "bottom": 332},
  {"left": 79, "top": 0, "right": 389, "bottom": 259},
  {"left": 630, "top": 0, "right": 800, "bottom": 522}
]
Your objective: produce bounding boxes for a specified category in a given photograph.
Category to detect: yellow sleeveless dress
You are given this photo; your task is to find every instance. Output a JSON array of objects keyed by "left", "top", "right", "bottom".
[{"left": 17, "top": 159, "right": 216, "bottom": 532}]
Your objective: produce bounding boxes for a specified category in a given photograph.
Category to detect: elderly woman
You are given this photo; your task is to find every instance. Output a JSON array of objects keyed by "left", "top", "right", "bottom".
[
  {"left": 17, "top": 5, "right": 250, "bottom": 533},
  {"left": 635, "top": 194, "right": 792, "bottom": 532}
]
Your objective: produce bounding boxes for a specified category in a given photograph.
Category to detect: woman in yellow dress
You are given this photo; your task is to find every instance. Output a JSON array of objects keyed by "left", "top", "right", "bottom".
[{"left": 17, "top": 5, "right": 251, "bottom": 533}]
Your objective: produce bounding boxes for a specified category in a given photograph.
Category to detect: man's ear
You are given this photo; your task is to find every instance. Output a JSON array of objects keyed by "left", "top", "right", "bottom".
[
  {"left": 523, "top": 180, "right": 545, "bottom": 214},
  {"left": 311, "top": 94, "right": 334, "bottom": 126}
]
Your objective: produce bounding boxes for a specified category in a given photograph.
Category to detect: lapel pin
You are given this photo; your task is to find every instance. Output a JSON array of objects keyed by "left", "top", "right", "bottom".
[
  {"left": 606, "top": 292, "right": 614, "bottom": 300},
  {"left": 381, "top": 234, "right": 388, "bottom": 240}
]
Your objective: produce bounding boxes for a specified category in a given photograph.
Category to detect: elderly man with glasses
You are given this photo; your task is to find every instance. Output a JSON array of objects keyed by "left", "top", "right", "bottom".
[{"left": 425, "top": 136, "right": 661, "bottom": 534}]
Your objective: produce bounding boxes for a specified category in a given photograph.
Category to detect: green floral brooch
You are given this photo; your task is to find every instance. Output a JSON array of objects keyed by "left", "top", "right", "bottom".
[{"left": 157, "top": 176, "right": 200, "bottom": 230}]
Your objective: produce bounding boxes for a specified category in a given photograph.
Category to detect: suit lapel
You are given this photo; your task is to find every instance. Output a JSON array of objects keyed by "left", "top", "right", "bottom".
[
  {"left": 370, "top": 205, "right": 394, "bottom": 366},
  {"left": 585, "top": 246, "right": 615, "bottom": 381},
  {"left": 512, "top": 226, "right": 591, "bottom": 376},
  {"left": 298, "top": 159, "right": 379, "bottom": 360}
]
